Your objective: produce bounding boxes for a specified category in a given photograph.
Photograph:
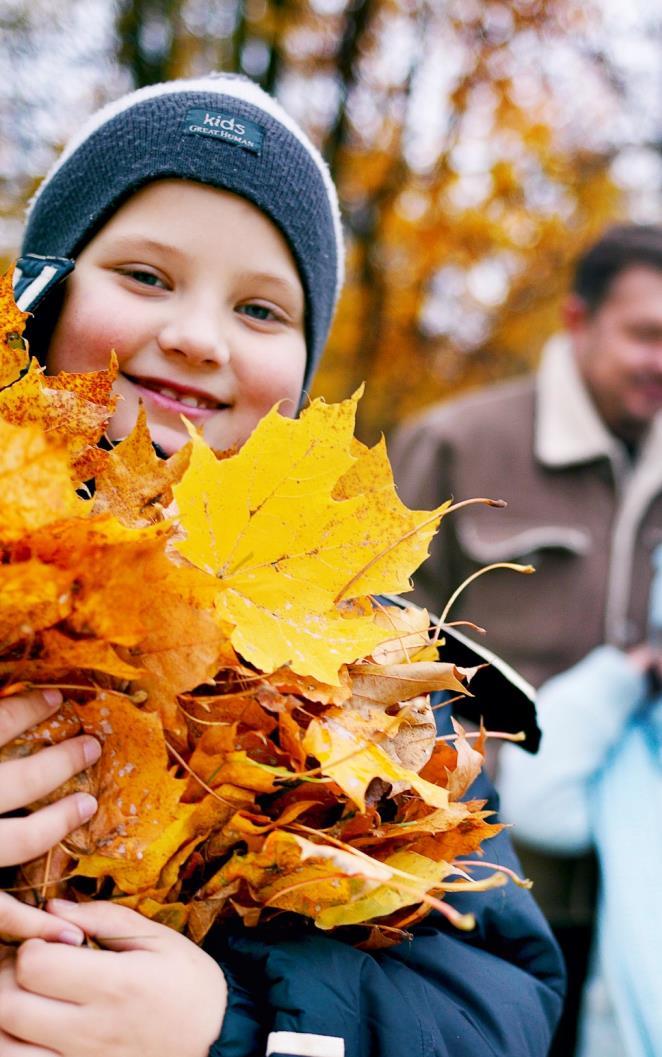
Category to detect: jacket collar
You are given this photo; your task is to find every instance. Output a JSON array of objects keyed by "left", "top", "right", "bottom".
[{"left": 534, "top": 334, "right": 628, "bottom": 469}]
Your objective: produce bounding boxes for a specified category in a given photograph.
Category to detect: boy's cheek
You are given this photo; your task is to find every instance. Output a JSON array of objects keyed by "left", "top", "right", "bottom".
[
  {"left": 242, "top": 348, "right": 306, "bottom": 419},
  {"left": 46, "top": 293, "right": 134, "bottom": 376}
]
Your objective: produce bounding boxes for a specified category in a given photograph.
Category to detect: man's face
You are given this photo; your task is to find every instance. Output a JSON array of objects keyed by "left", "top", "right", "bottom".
[
  {"left": 46, "top": 180, "right": 307, "bottom": 455},
  {"left": 569, "top": 265, "right": 662, "bottom": 444}
]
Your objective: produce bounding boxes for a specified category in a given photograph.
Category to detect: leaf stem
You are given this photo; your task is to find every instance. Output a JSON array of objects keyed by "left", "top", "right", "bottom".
[
  {"left": 40, "top": 847, "right": 53, "bottom": 904},
  {"left": 369, "top": 596, "right": 419, "bottom": 665},
  {"left": 435, "top": 561, "right": 535, "bottom": 633},
  {"left": 164, "top": 739, "right": 236, "bottom": 808},
  {"left": 435, "top": 729, "right": 525, "bottom": 743},
  {"left": 0, "top": 872, "right": 80, "bottom": 895},
  {"left": 458, "top": 859, "right": 532, "bottom": 888}
]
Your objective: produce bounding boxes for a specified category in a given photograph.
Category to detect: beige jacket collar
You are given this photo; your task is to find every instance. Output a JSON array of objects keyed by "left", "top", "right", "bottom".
[
  {"left": 534, "top": 334, "right": 626, "bottom": 468},
  {"left": 535, "top": 333, "right": 662, "bottom": 477}
]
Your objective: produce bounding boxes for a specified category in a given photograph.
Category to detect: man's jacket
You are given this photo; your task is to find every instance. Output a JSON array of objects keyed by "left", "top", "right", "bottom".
[
  {"left": 389, "top": 336, "right": 662, "bottom": 689},
  {"left": 389, "top": 337, "right": 662, "bottom": 933}
]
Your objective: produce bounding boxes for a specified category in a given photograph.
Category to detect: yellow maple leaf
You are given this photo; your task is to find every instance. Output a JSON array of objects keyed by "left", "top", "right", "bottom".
[
  {"left": 309, "top": 848, "right": 507, "bottom": 931},
  {"left": 303, "top": 716, "right": 450, "bottom": 813},
  {"left": 330, "top": 436, "right": 450, "bottom": 601},
  {"left": 217, "top": 596, "right": 389, "bottom": 688},
  {"left": 173, "top": 393, "right": 360, "bottom": 580},
  {"left": 314, "top": 849, "right": 456, "bottom": 929},
  {"left": 173, "top": 392, "right": 448, "bottom": 684},
  {"left": 370, "top": 603, "right": 439, "bottom": 664}
]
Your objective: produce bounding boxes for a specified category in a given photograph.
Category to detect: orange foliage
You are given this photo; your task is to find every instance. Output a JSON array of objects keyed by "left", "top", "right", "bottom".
[{"left": 0, "top": 277, "right": 524, "bottom": 947}]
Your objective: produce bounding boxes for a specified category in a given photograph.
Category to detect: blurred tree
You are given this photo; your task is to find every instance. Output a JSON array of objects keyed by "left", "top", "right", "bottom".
[
  {"left": 117, "top": 0, "right": 182, "bottom": 86},
  {"left": 3, "top": 0, "right": 658, "bottom": 439},
  {"left": 111, "top": 0, "right": 632, "bottom": 438},
  {"left": 288, "top": 0, "right": 624, "bottom": 437},
  {"left": 0, "top": 0, "right": 124, "bottom": 260}
]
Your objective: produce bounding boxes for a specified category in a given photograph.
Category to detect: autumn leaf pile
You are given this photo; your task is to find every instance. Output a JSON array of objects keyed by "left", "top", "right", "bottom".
[{"left": 0, "top": 271, "right": 516, "bottom": 948}]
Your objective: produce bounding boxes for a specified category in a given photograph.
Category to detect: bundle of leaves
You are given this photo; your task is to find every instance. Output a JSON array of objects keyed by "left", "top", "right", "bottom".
[{"left": 0, "top": 272, "right": 522, "bottom": 948}]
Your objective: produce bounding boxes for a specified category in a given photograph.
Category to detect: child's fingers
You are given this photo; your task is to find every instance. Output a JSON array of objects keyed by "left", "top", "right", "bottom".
[
  {"left": 0, "top": 1023, "right": 60, "bottom": 1057},
  {"left": 0, "top": 947, "right": 73, "bottom": 1052},
  {"left": 0, "top": 690, "right": 63, "bottom": 748},
  {"left": 14, "top": 937, "right": 123, "bottom": 1004},
  {"left": 46, "top": 899, "right": 169, "bottom": 952},
  {"left": 0, "top": 949, "right": 57, "bottom": 1056},
  {"left": 0, "top": 895, "right": 84, "bottom": 947},
  {"left": 0, "top": 736, "right": 101, "bottom": 815},
  {"left": 0, "top": 794, "right": 97, "bottom": 869},
  {"left": 0, "top": 1023, "right": 62, "bottom": 1057}
]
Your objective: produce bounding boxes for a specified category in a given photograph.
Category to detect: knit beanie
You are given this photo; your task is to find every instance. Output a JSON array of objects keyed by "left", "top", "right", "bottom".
[{"left": 20, "top": 73, "right": 344, "bottom": 390}]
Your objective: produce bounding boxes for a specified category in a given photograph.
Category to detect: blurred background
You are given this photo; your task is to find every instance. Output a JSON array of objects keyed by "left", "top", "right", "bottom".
[{"left": 1, "top": 0, "right": 661, "bottom": 440}]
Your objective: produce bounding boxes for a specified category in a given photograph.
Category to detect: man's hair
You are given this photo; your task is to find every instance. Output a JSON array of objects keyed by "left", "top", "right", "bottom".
[{"left": 572, "top": 223, "right": 662, "bottom": 311}]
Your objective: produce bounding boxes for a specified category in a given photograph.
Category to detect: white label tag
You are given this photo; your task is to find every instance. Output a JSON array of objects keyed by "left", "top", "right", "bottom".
[{"left": 265, "top": 1031, "right": 345, "bottom": 1057}]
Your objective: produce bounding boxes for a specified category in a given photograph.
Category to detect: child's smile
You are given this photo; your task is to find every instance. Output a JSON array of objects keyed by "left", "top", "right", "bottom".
[
  {"left": 123, "top": 373, "right": 229, "bottom": 418},
  {"left": 46, "top": 180, "right": 307, "bottom": 455}
]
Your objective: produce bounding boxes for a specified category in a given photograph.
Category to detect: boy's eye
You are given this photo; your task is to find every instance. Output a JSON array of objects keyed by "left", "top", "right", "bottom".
[
  {"left": 237, "top": 303, "right": 281, "bottom": 322},
  {"left": 119, "top": 268, "right": 167, "bottom": 288}
]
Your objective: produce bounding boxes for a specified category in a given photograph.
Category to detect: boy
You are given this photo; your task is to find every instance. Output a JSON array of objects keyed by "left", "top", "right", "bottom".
[{"left": 1, "top": 74, "right": 564, "bottom": 1057}]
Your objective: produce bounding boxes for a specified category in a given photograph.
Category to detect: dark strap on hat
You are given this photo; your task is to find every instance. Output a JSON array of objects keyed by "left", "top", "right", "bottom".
[{"left": 14, "top": 254, "right": 74, "bottom": 312}]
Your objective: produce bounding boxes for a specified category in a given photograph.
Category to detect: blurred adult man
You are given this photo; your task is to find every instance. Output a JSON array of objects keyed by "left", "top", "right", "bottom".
[{"left": 389, "top": 223, "right": 662, "bottom": 1054}]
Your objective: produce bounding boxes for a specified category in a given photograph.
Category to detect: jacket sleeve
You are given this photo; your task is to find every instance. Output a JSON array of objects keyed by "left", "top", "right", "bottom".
[
  {"left": 498, "top": 645, "right": 647, "bottom": 855},
  {"left": 207, "top": 710, "right": 566, "bottom": 1057}
]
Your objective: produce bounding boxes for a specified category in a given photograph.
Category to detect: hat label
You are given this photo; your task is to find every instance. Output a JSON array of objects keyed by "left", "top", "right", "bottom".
[{"left": 183, "top": 108, "right": 264, "bottom": 154}]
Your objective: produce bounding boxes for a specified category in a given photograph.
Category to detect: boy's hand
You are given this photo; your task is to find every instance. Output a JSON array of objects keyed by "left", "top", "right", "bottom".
[
  {"left": 0, "top": 689, "right": 100, "bottom": 946},
  {"left": 0, "top": 901, "right": 227, "bottom": 1057},
  {"left": 0, "top": 894, "right": 86, "bottom": 947},
  {"left": 0, "top": 689, "right": 100, "bottom": 867}
]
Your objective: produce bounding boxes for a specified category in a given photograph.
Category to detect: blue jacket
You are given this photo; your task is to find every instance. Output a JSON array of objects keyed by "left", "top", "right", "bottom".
[{"left": 207, "top": 703, "right": 565, "bottom": 1057}]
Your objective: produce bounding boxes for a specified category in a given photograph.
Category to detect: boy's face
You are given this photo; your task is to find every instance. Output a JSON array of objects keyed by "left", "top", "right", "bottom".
[{"left": 46, "top": 180, "right": 307, "bottom": 455}]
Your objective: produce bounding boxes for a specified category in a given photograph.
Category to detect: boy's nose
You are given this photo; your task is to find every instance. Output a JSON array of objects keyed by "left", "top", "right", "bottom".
[{"left": 157, "top": 310, "right": 230, "bottom": 367}]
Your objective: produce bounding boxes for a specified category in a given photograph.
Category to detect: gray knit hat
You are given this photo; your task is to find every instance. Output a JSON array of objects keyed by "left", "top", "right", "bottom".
[{"left": 20, "top": 73, "right": 344, "bottom": 390}]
